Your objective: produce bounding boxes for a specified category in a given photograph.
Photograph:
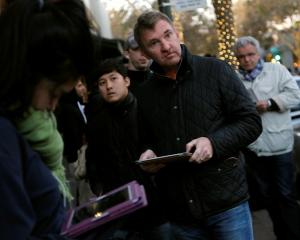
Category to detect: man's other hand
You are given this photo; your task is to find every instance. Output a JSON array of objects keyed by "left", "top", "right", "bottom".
[{"left": 186, "top": 137, "right": 213, "bottom": 164}]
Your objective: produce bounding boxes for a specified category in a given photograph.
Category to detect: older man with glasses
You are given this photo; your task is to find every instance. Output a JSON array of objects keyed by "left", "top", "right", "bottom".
[{"left": 234, "top": 36, "right": 300, "bottom": 240}]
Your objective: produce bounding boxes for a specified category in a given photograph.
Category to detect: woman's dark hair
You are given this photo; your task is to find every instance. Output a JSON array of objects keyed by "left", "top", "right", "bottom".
[{"left": 0, "top": 0, "right": 94, "bottom": 117}]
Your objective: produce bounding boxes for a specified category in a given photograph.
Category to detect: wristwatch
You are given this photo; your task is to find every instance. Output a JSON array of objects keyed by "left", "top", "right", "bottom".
[{"left": 267, "top": 99, "right": 272, "bottom": 110}]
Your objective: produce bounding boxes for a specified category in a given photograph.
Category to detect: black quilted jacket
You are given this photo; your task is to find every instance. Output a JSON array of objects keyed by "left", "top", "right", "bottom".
[{"left": 136, "top": 45, "right": 262, "bottom": 224}]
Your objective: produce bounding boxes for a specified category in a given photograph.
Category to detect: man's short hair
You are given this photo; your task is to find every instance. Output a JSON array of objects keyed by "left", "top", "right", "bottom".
[
  {"left": 233, "top": 36, "right": 261, "bottom": 54},
  {"left": 134, "top": 10, "right": 173, "bottom": 49},
  {"left": 91, "top": 58, "right": 127, "bottom": 84},
  {"left": 125, "top": 33, "right": 139, "bottom": 50}
]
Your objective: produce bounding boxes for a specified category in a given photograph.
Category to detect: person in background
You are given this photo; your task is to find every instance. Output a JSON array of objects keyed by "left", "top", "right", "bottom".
[
  {"left": 123, "top": 33, "right": 151, "bottom": 94},
  {"left": 0, "top": 0, "right": 93, "bottom": 239},
  {"left": 85, "top": 58, "right": 172, "bottom": 240},
  {"left": 57, "top": 77, "right": 88, "bottom": 165},
  {"left": 56, "top": 77, "right": 92, "bottom": 207},
  {"left": 134, "top": 10, "right": 262, "bottom": 240},
  {"left": 233, "top": 36, "right": 300, "bottom": 240}
]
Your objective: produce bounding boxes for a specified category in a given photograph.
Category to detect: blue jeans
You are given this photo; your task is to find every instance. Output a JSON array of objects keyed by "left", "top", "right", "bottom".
[
  {"left": 244, "top": 150, "right": 300, "bottom": 240},
  {"left": 83, "top": 221, "right": 173, "bottom": 240},
  {"left": 171, "top": 202, "right": 253, "bottom": 240},
  {"left": 141, "top": 222, "right": 174, "bottom": 240}
]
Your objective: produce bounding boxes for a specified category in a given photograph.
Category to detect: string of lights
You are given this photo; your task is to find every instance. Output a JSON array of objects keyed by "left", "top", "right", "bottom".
[{"left": 213, "top": 0, "right": 239, "bottom": 68}]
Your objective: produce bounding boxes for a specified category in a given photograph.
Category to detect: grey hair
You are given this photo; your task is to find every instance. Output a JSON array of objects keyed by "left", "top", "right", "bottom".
[{"left": 233, "top": 36, "right": 262, "bottom": 54}]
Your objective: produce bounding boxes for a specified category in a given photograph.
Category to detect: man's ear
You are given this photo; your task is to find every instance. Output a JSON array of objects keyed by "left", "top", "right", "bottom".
[{"left": 125, "top": 76, "right": 130, "bottom": 87}]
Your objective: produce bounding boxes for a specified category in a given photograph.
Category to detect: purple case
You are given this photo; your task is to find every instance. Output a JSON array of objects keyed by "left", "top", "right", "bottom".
[{"left": 61, "top": 181, "right": 147, "bottom": 238}]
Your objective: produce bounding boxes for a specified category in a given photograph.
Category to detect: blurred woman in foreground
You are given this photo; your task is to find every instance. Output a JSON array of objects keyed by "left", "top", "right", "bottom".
[{"left": 0, "top": 0, "right": 93, "bottom": 238}]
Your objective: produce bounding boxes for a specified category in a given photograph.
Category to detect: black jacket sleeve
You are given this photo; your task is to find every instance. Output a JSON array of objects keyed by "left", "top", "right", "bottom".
[{"left": 207, "top": 61, "right": 262, "bottom": 159}]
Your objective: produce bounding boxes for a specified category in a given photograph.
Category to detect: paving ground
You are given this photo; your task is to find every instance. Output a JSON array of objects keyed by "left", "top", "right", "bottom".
[{"left": 252, "top": 209, "right": 276, "bottom": 240}]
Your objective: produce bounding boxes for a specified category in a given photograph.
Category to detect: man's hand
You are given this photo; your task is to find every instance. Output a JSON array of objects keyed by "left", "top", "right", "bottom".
[
  {"left": 256, "top": 100, "right": 269, "bottom": 113},
  {"left": 186, "top": 137, "right": 213, "bottom": 164},
  {"left": 140, "top": 149, "right": 157, "bottom": 160},
  {"left": 138, "top": 149, "right": 165, "bottom": 173}
]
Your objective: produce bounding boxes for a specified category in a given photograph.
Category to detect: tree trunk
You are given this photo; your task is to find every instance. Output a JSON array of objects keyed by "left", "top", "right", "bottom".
[{"left": 212, "top": 0, "right": 238, "bottom": 68}]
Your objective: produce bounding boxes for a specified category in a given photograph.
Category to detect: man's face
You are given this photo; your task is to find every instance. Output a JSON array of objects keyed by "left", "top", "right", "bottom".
[
  {"left": 127, "top": 47, "right": 150, "bottom": 71},
  {"left": 236, "top": 43, "right": 260, "bottom": 71},
  {"left": 98, "top": 71, "right": 129, "bottom": 103},
  {"left": 140, "top": 20, "right": 181, "bottom": 69}
]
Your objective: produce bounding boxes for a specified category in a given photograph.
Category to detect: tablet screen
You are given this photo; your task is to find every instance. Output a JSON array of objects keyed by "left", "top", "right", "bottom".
[{"left": 71, "top": 187, "right": 131, "bottom": 224}]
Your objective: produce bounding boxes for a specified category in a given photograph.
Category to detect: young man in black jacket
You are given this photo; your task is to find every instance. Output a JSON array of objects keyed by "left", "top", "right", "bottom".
[
  {"left": 85, "top": 58, "right": 172, "bottom": 240},
  {"left": 134, "top": 11, "right": 262, "bottom": 240}
]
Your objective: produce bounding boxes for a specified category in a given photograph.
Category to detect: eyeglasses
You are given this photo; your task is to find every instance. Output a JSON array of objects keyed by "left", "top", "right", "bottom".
[{"left": 236, "top": 52, "right": 257, "bottom": 59}]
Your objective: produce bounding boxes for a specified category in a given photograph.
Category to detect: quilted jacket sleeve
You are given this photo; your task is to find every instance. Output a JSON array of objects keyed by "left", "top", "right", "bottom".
[{"left": 206, "top": 60, "right": 262, "bottom": 159}]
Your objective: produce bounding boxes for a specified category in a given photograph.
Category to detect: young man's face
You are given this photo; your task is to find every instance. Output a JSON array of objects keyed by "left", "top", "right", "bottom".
[
  {"left": 236, "top": 43, "right": 260, "bottom": 71},
  {"left": 98, "top": 71, "right": 130, "bottom": 103},
  {"left": 126, "top": 47, "right": 150, "bottom": 71},
  {"left": 140, "top": 20, "right": 181, "bottom": 69}
]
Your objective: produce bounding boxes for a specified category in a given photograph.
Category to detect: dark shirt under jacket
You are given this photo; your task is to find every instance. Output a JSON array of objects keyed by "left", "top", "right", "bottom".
[
  {"left": 136, "top": 44, "right": 262, "bottom": 224},
  {"left": 85, "top": 92, "right": 167, "bottom": 228}
]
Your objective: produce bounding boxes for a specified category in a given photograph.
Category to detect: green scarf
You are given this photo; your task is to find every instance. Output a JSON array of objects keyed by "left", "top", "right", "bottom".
[{"left": 16, "top": 108, "right": 73, "bottom": 203}]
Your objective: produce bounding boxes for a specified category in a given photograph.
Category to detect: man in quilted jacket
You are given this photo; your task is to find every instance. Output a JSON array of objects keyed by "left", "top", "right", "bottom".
[{"left": 134, "top": 10, "right": 262, "bottom": 240}]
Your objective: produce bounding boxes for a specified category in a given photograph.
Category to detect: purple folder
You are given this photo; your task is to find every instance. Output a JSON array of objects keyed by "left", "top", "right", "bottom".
[{"left": 61, "top": 181, "right": 148, "bottom": 238}]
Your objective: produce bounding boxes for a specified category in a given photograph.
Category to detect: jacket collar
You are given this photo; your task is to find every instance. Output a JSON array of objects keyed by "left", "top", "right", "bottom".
[
  {"left": 104, "top": 91, "right": 136, "bottom": 115},
  {"left": 149, "top": 44, "right": 193, "bottom": 81}
]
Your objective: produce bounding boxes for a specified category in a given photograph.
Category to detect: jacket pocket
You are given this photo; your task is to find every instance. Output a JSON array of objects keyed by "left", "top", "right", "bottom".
[
  {"left": 186, "top": 157, "right": 248, "bottom": 217},
  {"left": 249, "top": 128, "right": 293, "bottom": 154}
]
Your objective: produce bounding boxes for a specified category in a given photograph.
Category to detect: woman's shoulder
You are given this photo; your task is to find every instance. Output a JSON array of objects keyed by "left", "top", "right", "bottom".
[
  {"left": 0, "top": 116, "right": 23, "bottom": 175},
  {"left": 0, "top": 116, "right": 28, "bottom": 161},
  {"left": 0, "top": 116, "right": 18, "bottom": 139}
]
